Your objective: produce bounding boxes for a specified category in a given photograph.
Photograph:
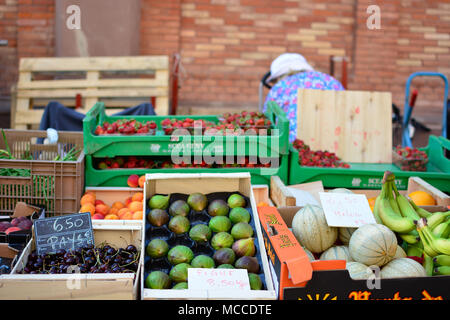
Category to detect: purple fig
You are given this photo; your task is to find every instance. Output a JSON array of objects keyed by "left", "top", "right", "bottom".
[
  {"left": 232, "top": 238, "right": 256, "bottom": 257},
  {"left": 213, "top": 248, "right": 236, "bottom": 265},
  {"left": 235, "top": 256, "right": 259, "bottom": 274}
]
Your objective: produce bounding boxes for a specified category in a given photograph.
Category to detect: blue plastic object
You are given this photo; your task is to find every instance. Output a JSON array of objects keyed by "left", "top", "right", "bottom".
[{"left": 402, "top": 72, "right": 449, "bottom": 147}]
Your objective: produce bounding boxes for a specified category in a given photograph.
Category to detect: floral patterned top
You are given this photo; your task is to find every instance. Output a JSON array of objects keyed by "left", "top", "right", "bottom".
[{"left": 264, "top": 70, "right": 345, "bottom": 143}]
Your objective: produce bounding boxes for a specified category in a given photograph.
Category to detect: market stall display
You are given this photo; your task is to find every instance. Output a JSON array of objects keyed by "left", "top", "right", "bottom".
[
  {"left": 83, "top": 101, "right": 290, "bottom": 186},
  {"left": 0, "top": 129, "right": 84, "bottom": 217},
  {"left": 140, "top": 173, "right": 276, "bottom": 300}
]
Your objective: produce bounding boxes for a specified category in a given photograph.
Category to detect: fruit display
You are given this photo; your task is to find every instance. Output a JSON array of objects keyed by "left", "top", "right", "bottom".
[
  {"left": 356, "top": 170, "right": 450, "bottom": 277},
  {"left": 292, "top": 139, "right": 350, "bottom": 168},
  {"left": 93, "top": 156, "right": 274, "bottom": 170},
  {"left": 160, "top": 118, "right": 215, "bottom": 135},
  {"left": 79, "top": 190, "right": 143, "bottom": 221},
  {"left": 393, "top": 146, "right": 428, "bottom": 171},
  {"left": 94, "top": 119, "right": 157, "bottom": 136},
  {"left": 159, "top": 111, "right": 273, "bottom": 136},
  {"left": 0, "top": 216, "right": 32, "bottom": 234},
  {"left": 144, "top": 191, "right": 265, "bottom": 291},
  {"left": 19, "top": 243, "right": 140, "bottom": 274}
]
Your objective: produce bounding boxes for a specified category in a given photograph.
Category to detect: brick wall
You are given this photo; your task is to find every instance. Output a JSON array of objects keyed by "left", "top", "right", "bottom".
[
  {"left": 1, "top": 0, "right": 449, "bottom": 126},
  {"left": 0, "top": 0, "right": 18, "bottom": 96}
]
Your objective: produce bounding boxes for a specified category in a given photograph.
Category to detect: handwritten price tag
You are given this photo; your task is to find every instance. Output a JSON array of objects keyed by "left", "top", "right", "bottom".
[
  {"left": 188, "top": 268, "right": 251, "bottom": 291},
  {"left": 319, "top": 192, "right": 377, "bottom": 228}
]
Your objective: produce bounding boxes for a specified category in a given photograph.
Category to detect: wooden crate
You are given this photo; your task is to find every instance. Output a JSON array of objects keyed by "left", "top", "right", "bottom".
[
  {"left": 141, "top": 172, "right": 277, "bottom": 300},
  {"left": 11, "top": 56, "right": 170, "bottom": 129},
  {"left": 297, "top": 89, "right": 392, "bottom": 163},
  {"left": 0, "top": 222, "right": 143, "bottom": 300},
  {"left": 84, "top": 186, "right": 145, "bottom": 227}
]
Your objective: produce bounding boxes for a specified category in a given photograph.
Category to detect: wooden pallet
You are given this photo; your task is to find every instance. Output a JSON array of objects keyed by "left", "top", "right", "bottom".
[
  {"left": 10, "top": 56, "right": 170, "bottom": 129},
  {"left": 297, "top": 88, "right": 392, "bottom": 163}
]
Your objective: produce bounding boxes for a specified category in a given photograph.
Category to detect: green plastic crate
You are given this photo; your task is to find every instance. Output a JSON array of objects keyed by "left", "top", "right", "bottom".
[
  {"left": 84, "top": 154, "right": 289, "bottom": 187},
  {"left": 288, "top": 135, "right": 450, "bottom": 192},
  {"left": 82, "top": 101, "right": 289, "bottom": 158}
]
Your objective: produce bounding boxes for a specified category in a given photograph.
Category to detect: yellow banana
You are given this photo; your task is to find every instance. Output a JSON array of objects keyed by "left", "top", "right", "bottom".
[
  {"left": 391, "top": 182, "right": 421, "bottom": 221},
  {"left": 416, "top": 218, "right": 450, "bottom": 256},
  {"left": 399, "top": 231, "right": 420, "bottom": 244},
  {"left": 427, "top": 211, "right": 450, "bottom": 230},
  {"left": 387, "top": 181, "right": 402, "bottom": 214},
  {"left": 432, "top": 220, "right": 450, "bottom": 239},
  {"left": 378, "top": 172, "right": 415, "bottom": 233},
  {"left": 408, "top": 199, "right": 432, "bottom": 219},
  {"left": 433, "top": 266, "right": 450, "bottom": 276},
  {"left": 433, "top": 254, "right": 450, "bottom": 267},
  {"left": 406, "top": 243, "right": 423, "bottom": 258},
  {"left": 422, "top": 253, "right": 434, "bottom": 276}
]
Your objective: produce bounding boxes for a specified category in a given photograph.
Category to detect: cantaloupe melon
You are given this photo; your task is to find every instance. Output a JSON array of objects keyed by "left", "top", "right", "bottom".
[
  {"left": 348, "top": 223, "right": 397, "bottom": 267},
  {"left": 380, "top": 257, "right": 427, "bottom": 279},
  {"left": 394, "top": 245, "right": 407, "bottom": 259},
  {"left": 302, "top": 246, "right": 316, "bottom": 261},
  {"left": 338, "top": 227, "right": 357, "bottom": 245},
  {"left": 319, "top": 245, "right": 353, "bottom": 261},
  {"left": 291, "top": 204, "right": 338, "bottom": 254},
  {"left": 346, "top": 262, "right": 373, "bottom": 280}
]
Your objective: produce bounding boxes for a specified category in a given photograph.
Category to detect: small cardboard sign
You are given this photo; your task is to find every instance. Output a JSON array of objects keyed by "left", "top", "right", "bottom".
[
  {"left": 188, "top": 268, "right": 251, "bottom": 291},
  {"left": 319, "top": 192, "right": 376, "bottom": 228},
  {"left": 33, "top": 212, "right": 94, "bottom": 255}
]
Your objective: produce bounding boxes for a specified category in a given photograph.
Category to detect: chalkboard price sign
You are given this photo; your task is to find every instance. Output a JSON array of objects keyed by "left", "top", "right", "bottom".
[{"left": 33, "top": 212, "right": 94, "bottom": 255}]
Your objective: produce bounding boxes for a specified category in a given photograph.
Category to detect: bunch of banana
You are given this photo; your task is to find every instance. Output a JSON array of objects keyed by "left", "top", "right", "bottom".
[{"left": 373, "top": 171, "right": 450, "bottom": 276}]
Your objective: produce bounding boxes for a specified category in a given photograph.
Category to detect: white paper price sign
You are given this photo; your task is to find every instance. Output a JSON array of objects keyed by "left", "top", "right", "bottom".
[
  {"left": 188, "top": 268, "right": 251, "bottom": 291},
  {"left": 319, "top": 192, "right": 377, "bottom": 228}
]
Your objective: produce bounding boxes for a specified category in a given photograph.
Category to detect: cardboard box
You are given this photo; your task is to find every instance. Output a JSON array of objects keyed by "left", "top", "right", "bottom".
[
  {"left": 0, "top": 222, "right": 143, "bottom": 300},
  {"left": 0, "top": 243, "right": 22, "bottom": 275},
  {"left": 262, "top": 206, "right": 450, "bottom": 300},
  {"left": 84, "top": 187, "right": 145, "bottom": 227},
  {"left": 141, "top": 172, "right": 277, "bottom": 300},
  {"left": 257, "top": 206, "right": 346, "bottom": 300},
  {"left": 260, "top": 177, "right": 450, "bottom": 300},
  {"left": 0, "top": 202, "right": 45, "bottom": 245}
]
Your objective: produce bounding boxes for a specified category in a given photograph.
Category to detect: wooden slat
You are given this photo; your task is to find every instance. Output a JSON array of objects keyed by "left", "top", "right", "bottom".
[
  {"left": 12, "top": 56, "right": 170, "bottom": 129},
  {"left": 17, "top": 87, "right": 168, "bottom": 98},
  {"left": 17, "top": 78, "right": 167, "bottom": 89},
  {"left": 297, "top": 89, "right": 392, "bottom": 163},
  {"left": 19, "top": 56, "right": 169, "bottom": 72}
]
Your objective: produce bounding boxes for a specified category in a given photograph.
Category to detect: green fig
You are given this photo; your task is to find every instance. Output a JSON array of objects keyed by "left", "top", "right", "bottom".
[
  {"left": 229, "top": 207, "right": 251, "bottom": 224},
  {"left": 208, "top": 199, "right": 229, "bottom": 216},
  {"left": 145, "top": 271, "right": 171, "bottom": 289},
  {"left": 168, "top": 245, "right": 194, "bottom": 265},
  {"left": 189, "top": 224, "right": 212, "bottom": 243},
  {"left": 172, "top": 282, "right": 188, "bottom": 289},
  {"left": 168, "top": 215, "right": 190, "bottom": 235},
  {"left": 148, "top": 195, "right": 170, "bottom": 210},
  {"left": 217, "top": 264, "right": 235, "bottom": 269},
  {"left": 169, "top": 200, "right": 190, "bottom": 217},
  {"left": 187, "top": 193, "right": 208, "bottom": 211},
  {"left": 191, "top": 255, "right": 215, "bottom": 268},
  {"left": 235, "top": 256, "right": 259, "bottom": 274},
  {"left": 211, "top": 232, "right": 234, "bottom": 250},
  {"left": 169, "top": 263, "right": 191, "bottom": 283},
  {"left": 230, "top": 222, "right": 254, "bottom": 240},
  {"left": 146, "top": 239, "right": 169, "bottom": 259},
  {"left": 248, "top": 273, "right": 263, "bottom": 290},
  {"left": 232, "top": 238, "right": 256, "bottom": 257},
  {"left": 208, "top": 216, "right": 232, "bottom": 233},
  {"left": 213, "top": 247, "right": 236, "bottom": 265},
  {"left": 227, "top": 193, "right": 246, "bottom": 208},
  {"left": 147, "top": 209, "right": 170, "bottom": 227}
]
